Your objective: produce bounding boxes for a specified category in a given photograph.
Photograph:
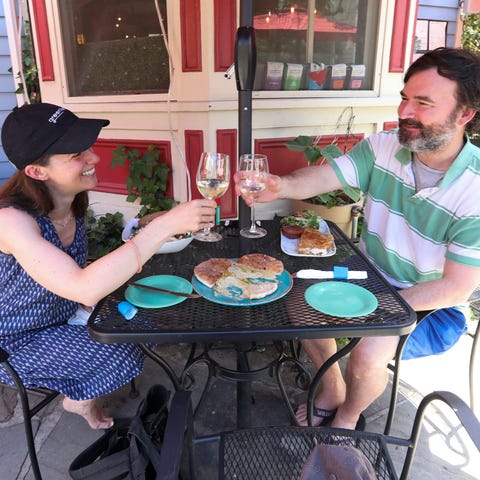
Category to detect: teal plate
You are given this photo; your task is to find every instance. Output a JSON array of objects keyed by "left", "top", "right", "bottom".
[
  {"left": 192, "top": 269, "right": 293, "bottom": 307},
  {"left": 305, "top": 281, "right": 378, "bottom": 318},
  {"left": 125, "top": 275, "right": 193, "bottom": 308}
]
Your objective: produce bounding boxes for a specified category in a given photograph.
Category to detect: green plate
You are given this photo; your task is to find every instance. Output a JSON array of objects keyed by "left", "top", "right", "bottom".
[
  {"left": 125, "top": 275, "right": 193, "bottom": 308},
  {"left": 304, "top": 281, "right": 378, "bottom": 318}
]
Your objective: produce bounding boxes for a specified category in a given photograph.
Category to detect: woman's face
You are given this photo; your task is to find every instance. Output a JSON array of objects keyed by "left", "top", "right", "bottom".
[{"left": 43, "top": 147, "right": 100, "bottom": 194}]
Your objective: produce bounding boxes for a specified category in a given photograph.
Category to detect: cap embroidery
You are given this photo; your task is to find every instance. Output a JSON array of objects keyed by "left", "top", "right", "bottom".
[{"left": 48, "top": 108, "right": 66, "bottom": 124}]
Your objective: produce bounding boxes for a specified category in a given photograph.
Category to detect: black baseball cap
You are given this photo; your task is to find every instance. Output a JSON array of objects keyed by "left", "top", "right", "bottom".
[{"left": 1, "top": 103, "right": 110, "bottom": 170}]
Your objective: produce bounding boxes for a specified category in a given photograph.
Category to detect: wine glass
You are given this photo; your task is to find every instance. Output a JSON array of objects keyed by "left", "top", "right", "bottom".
[
  {"left": 194, "top": 152, "right": 230, "bottom": 242},
  {"left": 237, "top": 154, "right": 269, "bottom": 238}
]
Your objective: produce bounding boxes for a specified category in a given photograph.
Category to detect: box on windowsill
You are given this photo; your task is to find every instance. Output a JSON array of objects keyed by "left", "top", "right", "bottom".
[
  {"left": 282, "top": 63, "right": 304, "bottom": 90},
  {"left": 306, "top": 63, "right": 327, "bottom": 90},
  {"left": 263, "top": 61, "right": 284, "bottom": 90},
  {"left": 327, "top": 64, "right": 347, "bottom": 90},
  {"left": 345, "top": 64, "right": 365, "bottom": 90}
]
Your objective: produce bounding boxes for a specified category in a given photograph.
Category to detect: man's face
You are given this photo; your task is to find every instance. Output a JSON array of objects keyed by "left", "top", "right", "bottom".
[{"left": 397, "top": 68, "right": 462, "bottom": 152}]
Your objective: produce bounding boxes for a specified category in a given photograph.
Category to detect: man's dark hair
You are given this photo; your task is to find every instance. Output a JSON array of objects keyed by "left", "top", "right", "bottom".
[{"left": 404, "top": 47, "right": 480, "bottom": 135}]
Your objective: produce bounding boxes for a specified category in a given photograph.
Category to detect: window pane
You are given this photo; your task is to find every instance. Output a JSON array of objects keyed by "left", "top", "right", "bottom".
[
  {"left": 58, "top": 0, "right": 169, "bottom": 97},
  {"left": 428, "top": 21, "right": 447, "bottom": 50},
  {"left": 252, "top": 0, "right": 379, "bottom": 91},
  {"left": 415, "top": 20, "right": 429, "bottom": 52}
]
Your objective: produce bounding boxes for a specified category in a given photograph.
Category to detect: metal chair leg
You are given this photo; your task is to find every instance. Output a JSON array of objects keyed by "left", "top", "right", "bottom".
[
  {"left": 1, "top": 359, "right": 58, "bottom": 480},
  {"left": 469, "top": 319, "right": 480, "bottom": 414},
  {"left": 385, "top": 334, "right": 409, "bottom": 435}
]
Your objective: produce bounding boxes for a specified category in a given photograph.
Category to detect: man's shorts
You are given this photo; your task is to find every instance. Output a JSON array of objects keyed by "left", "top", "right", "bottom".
[{"left": 401, "top": 307, "right": 467, "bottom": 360}]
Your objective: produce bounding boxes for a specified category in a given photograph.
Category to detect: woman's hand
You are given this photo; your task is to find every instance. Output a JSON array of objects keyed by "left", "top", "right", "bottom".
[
  {"left": 234, "top": 172, "right": 282, "bottom": 207},
  {"left": 156, "top": 199, "right": 217, "bottom": 235}
]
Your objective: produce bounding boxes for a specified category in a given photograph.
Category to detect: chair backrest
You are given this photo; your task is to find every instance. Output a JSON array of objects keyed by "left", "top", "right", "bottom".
[{"left": 218, "top": 391, "right": 480, "bottom": 480}]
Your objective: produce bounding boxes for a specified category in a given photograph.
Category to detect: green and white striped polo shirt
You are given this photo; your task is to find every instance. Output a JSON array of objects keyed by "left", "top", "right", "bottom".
[{"left": 328, "top": 130, "right": 480, "bottom": 288}]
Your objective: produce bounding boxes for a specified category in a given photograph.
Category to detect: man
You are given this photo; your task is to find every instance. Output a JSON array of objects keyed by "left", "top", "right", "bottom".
[{"left": 235, "top": 48, "right": 480, "bottom": 429}]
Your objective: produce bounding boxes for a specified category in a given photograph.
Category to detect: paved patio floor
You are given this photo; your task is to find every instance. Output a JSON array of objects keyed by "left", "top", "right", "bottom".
[{"left": 1, "top": 322, "right": 479, "bottom": 479}]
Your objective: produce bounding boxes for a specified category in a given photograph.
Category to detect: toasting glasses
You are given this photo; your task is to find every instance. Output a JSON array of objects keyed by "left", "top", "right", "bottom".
[
  {"left": 237, "top": 154, "right": 269, "bottom": 238},
  {"left": 194, "top": 152, "right": 230, "bottom": 242}
]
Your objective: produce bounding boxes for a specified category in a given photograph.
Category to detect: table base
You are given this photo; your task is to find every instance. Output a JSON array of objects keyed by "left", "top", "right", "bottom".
[{"left": 140, "top": 341, "right": 312, "bottom": 428}]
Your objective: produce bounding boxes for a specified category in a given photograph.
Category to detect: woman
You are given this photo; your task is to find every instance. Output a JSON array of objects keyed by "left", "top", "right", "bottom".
[{"left": 0, "top": 103, "right": 216, "bottom": 429}]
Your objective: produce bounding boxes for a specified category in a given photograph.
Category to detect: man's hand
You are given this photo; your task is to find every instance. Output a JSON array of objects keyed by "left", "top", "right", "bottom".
[{"left": 234, "top": 172, "right": 282, "bottom": 206}]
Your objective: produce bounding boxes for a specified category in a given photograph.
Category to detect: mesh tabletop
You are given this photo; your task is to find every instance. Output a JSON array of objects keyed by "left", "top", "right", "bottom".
[{"left": 88, "top": 219, "right": 416, "bottom": 345}]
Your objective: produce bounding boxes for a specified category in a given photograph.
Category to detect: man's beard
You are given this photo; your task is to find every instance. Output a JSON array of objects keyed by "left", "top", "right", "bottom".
[{"left": 397, "top": 111, "right": 458, "bottom": 152}]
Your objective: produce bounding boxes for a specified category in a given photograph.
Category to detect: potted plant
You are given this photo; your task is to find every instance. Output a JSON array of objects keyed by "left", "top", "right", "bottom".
[
  {"left": 111, "top": 145, "right": 193, "bottom": 253},
  {"left": 285, "top": 135, "right": 363, "bottom": 237},
  {"left": 111, "top": 144, "right": 175, "bottom": 217},
  {"left": 85, "top": 209, "right": 124, "bottom": 260}
]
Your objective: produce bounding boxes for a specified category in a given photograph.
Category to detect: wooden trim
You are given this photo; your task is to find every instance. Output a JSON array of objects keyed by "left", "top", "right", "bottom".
[
  {"left": 180, "top": 0, "right": 202, "bottom": 72},
  {"left": 389, "top": 0, "right": 412, "bottom": 73},
  {"left": 216, "top": 129, "right": 238, "bottom": 218},
  {"left": 30, "top": 0, "right": 55, "bottom": 81},
  {"left": 185, "top": 130, "right": 204, "bottom": 201},
  {"left": 255, "top": 134, "right": 364, "bottom": 176},
  {"left": 214, "top": 0, "right": 236, "bottom": 71},
  {"left": 92, "top": 139, "right": 172, "bottom": 197}
]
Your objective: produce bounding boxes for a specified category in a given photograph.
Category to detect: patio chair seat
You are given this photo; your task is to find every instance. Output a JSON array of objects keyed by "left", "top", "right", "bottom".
[
  {"left": 216, "top": 391, "right": 480, "bottom": 480},
  {"left": 0, "top": 346, "right": 138, "bottom": 480}
]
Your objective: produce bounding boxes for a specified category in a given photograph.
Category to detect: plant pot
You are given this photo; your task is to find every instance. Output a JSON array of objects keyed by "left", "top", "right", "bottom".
[{"left": 291, "top": 199, "right": 362, "bottom": 237}]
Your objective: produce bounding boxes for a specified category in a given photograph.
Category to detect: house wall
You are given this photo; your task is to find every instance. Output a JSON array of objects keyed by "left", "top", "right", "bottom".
[
  {"left": 7, "top": 0, "right": 419, "bottom": 221},
  {"left": 417, "top": 0, "right": 460, "bottom": 47},
  {"left": 0, "top": 1, "right": 19, "bottom": 185}
]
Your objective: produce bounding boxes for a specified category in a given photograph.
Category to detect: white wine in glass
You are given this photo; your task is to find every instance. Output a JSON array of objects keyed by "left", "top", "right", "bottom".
[
  {"left": 237, "top": 154, "right": 269, "bottom": 238},
  {"left": 194, "top": 152, "right": 230, "bottom": 242}
]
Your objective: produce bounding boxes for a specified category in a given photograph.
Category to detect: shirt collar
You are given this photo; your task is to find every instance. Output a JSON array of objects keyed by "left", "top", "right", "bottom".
[{"left": 395, "top": 137, "right": 479, "bottom": 187}]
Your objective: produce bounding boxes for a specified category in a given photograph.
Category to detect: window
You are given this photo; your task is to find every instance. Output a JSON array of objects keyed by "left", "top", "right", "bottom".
[
  {"left": 58, "top": 0, "right": 169, "bottom": 97},
  {"left": 415, "top": 20, "right": 447, "bottom": 53},
  {"left": 252, "top": 0, "right": 379, "bottom": 91}
]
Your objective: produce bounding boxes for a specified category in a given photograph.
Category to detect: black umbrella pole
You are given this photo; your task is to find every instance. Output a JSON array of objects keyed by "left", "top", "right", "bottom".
[{"left": 238, "top": 90, "right": 252, "bottom": 231}]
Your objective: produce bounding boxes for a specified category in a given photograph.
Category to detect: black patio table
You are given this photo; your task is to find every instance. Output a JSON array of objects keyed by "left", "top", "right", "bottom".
[{"left": 88, "top": 217, "right": 416, "bottom": 428}]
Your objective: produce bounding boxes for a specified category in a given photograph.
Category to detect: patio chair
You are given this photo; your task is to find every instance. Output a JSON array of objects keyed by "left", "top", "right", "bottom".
[
  {"left": 386, "top": 288, "right": 480, "bottom": 434},
  {"left": 210, "top": 390, "right": 480, "bottom": 480},
  {"left": 0, "top": 346, "right": 138, "bottom": 480},
  {"left": 0, "top": 346, "right": 59, "bottom": 480}
]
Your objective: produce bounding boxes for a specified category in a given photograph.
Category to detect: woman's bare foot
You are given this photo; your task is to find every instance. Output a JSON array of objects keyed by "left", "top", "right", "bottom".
[{"left": 63, "top": 397, "right": 114, "bottom": 429}]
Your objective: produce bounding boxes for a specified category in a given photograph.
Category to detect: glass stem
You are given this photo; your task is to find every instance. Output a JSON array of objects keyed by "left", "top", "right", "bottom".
[{"left": 250, "top": 202, "right": 257, "bottom": 233}]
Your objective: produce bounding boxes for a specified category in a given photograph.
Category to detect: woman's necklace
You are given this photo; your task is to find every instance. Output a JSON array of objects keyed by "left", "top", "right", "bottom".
[{"left": 50, "top": 211, "right": 73, "bottom": 228}]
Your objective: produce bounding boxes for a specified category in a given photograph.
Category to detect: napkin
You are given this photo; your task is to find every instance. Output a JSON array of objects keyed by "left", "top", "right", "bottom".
[
  {"left": 122, "top": 218, "right": 140, "bottom": 242},
  {"left": 295, "top": 267, "right": 367, "bottom": 280},
  {"left": 67, "top": 306, "right": 93, "bottom": 326}
]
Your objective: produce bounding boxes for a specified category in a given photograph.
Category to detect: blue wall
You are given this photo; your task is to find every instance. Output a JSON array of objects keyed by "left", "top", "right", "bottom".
[
  {"left": 417, "top": 0, "right": 459, "bottom": 48},
  {"left": 0, "top": 3, "right": 18, "bottom": 185}
]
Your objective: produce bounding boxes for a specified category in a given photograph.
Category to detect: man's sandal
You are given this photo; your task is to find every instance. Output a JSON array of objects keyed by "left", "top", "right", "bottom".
[{"left": 312, "top": 407, "right": 337, "bottom": 425}]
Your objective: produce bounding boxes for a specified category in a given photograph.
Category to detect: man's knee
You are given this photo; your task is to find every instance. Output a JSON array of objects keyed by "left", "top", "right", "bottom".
[{"left": 349, "top": 337, "right": 398, "bottom": 373}]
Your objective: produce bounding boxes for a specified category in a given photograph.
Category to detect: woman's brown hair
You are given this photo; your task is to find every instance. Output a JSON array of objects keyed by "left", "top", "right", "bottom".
[{"left": 0, "top": 154, "right": 89, "bottom": 218}]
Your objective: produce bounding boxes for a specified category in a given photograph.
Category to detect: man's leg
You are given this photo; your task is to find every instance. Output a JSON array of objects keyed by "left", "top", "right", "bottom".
[
  {"left": 296, "top": 338, "right": 346, "bottom": 426},
  {"left": 332, "top": 335, "right": 399, "bottom": 429}
]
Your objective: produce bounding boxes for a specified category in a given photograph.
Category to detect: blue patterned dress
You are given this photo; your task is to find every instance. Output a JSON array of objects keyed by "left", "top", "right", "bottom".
[{"left": 0, "top": 213, "right": 145, "bottom": 400}]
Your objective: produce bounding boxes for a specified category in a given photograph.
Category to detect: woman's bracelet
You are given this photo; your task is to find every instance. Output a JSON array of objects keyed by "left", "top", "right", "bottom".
[{"left": 126, "top": 239, "right": 143, "bottom": 273}]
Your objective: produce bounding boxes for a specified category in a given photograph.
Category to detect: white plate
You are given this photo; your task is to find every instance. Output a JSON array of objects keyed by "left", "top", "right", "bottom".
[
  {"left": 156, "top": 236, "right": 193, "bottom": 254},
  {"left": 280, "top": 218, "right": 336, "bottom": 257},
  {"left": 122, "top": 222, "right": 193, "bottom": 254}
]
